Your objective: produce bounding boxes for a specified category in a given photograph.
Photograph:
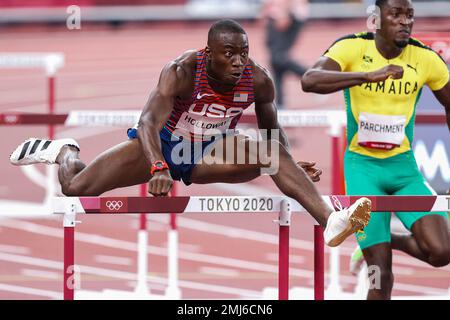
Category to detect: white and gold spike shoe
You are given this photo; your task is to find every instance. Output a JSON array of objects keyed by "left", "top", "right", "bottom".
[
  {"left": 324, "top": 197, "right": 372, "bottom": 247},
  {"left": 10, "top": 138, "right": 79, "bottom": 165}
]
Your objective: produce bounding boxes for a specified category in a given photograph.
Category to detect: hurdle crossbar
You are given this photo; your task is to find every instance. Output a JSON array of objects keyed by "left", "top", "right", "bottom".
[
  {"left": 0, "top": 53, "right": 64, "bottom": 75},
  {"left": 0, "top": 110, "right": 445, "bottom": 127},
  {"left": 53, "top": 195, "right": 450, "bottom": 215}
]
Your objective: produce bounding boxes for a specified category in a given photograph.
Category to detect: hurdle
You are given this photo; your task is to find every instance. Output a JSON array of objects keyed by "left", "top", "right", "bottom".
[
  {"left": 0, "top": 53, "right": 64, "bottom": 212},
  {"left": 0, "top": 53, "right": 64, "bottom": 140},
  {"left": 53, "top": 195, "right": 450, "bottom": 300}
]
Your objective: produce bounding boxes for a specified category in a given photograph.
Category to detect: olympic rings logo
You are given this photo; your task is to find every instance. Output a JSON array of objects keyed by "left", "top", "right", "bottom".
[
  {"left": 4, "top": 115, "right": 19, "bottom": 123},
  {"left": 105, "top": 200, "right": 123, "bottom": 211}
]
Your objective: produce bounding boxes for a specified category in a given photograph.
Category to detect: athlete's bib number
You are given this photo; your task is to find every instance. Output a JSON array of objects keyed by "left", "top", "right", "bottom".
[{"left": 357, "top": 112, "right": 407, "bottom": 150}]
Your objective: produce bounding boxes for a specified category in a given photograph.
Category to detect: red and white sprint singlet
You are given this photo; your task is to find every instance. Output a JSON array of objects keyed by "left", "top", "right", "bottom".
[{"left": 164, "top": 49, "right": 255, "bottom": 141}]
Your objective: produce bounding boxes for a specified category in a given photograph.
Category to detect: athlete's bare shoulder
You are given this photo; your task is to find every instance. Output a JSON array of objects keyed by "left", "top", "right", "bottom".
[
  {"left": 159, "top": 50, "right": 197, "bottom": 97},
  {"left": 249, "top": 58, "right": 275, "bottom": 103},
  {"left": 172, "top": 49, "right": 197, "bottom": 77}
]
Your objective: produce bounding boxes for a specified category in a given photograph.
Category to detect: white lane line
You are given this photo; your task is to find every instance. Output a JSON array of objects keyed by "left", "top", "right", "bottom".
[
  {"left": 0, "top": 252, "right": 262, "bottom": 299},
  {"left": 0, "top": 219, "right": 447, "bottom": 295},
  {"left": 198, "top": 267, "right": 240, "bottom": 278},
  {"left": 394, "top": 266, "right": 415, "bottom": 276},
  {"left": 213, "top": 182, "right": 280, "bottom": 196},
  {"left": 56, "top": 127, "right": 118, "bottom": 141},
  {"left": 94, "top": 255, "right": 132, "bottom": 266},
  {"left": 0, "top": 244, "right": 31, "bottom": 255},
  {"left": 265, "top": 252, "right": 305, "bottom": 264},
  {"left": 126, "top": 281, "right": 167, "bottom": 291},
  {"left": 129, "top": 219, "right": 166, "bottom": 232},
  {"left": 0, "top": 283, "right": 61, "bottom": 299},
  {"left": 174, "top": 243, "right": 202, "bottom": 253},
  {"left": 20, "top": 268, "right": 60, "bottom": 280}
]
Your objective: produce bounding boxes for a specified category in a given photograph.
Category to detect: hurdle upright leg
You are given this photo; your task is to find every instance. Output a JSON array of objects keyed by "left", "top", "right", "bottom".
[
  {"left": 63, "top": 203, "right": 77, "bottom": 300},
  {"left": 314, "top": 225, "right": 325, "bottom": 300},
  {"left": 47, "top": 75, "right": 55, "bottom": 139},
  {"left": 278, "top": 199, "right": 291, "bottom": 300},
  {"left": 165, "top": 182, "right": 181, "bottom": 299},
  {"left": 324, "top": 124, "right": 346, "bottom": 298},
  {"left": 135, "top": 183, "right": 150, "bottom": 295}
]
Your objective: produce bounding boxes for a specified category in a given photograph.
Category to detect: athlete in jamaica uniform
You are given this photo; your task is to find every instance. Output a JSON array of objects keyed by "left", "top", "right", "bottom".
[{"left": 301, "top": 0, "right": 450, "bottom": 299}]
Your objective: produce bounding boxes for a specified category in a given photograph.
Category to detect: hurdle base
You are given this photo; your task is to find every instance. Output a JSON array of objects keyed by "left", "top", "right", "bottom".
[
  {"left": 262, "top": 285, "right": 450, "bottom": 300},
  {"left": 261, "top": 286, "right": 364, "bottom": 300},
  {"left": 164, "top": 285, "right": 182, "bottom": 300},
  {"left": 393, "top": 290, "right": 450, "bottom": 300},
  {"left": 75, "top": 289, "right": 168, "bottom": 300}
]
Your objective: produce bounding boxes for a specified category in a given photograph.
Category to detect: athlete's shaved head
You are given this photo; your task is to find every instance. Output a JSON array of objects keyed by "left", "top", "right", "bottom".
[
  {"left": 375, "top": 0, "right": 414, "bottom": 10},
  {"left": 207, "top": 19, "right": 246, "bottom": 45},
  {"left": 375, "top": 0, "right": 389, "bottom": 9}
]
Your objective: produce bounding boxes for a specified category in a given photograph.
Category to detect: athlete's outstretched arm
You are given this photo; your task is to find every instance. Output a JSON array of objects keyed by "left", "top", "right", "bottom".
[
  {"left": 432, "top": 81, "right": 450, "bottom": 131},
  {"left": 138, "top": 59, "right": 190, "bottom": 196},
  {"left": 301, "top": 56, "right": 404, "bottom": 94}
]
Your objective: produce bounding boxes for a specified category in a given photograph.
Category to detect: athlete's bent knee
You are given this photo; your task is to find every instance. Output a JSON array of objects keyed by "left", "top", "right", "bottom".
[
  {"left": 61, "top": 184, "right": 78, "bottom": 197},
  {"left": 61, "top": 182, "right": 99, "bottom": 197},
  {"left": 428, "top": 247, "right": 450, "bottom": 267}
]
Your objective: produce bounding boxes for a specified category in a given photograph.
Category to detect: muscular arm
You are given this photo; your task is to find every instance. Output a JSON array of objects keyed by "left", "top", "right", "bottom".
[
  {"left": 253, "top": 62, "right": 290, "bottom": 150},
  {"left": 301, "top": 57, "right": 367, "bottom": 94},
  {"left": 137, "top": 62, "right": 184, "bottom": 165},
  {"left": 137, "top": 51, "right": 195, "bottom": 196},
  {"left": 432, "top": 81, "right": 450, "bottom": 131},
  {"left": 301, "top": 56, "right": 403, "bottom": 94}
]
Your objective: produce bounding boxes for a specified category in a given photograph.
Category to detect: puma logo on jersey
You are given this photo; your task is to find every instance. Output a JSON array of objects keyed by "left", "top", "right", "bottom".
[
  {"left": 406, "top": 64, "right": 418, "bottom": 74},
  {"left": 363, "top": 55, "right": 373, "bottom": 63}
]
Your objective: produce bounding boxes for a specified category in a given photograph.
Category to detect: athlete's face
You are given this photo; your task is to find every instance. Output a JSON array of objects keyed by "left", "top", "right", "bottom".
[
  {"left": 206, "top": 32, "right": 249, "bottom": 85},
  {"left": 379, "top": 0, "right": 414, "bottom": 48}
]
